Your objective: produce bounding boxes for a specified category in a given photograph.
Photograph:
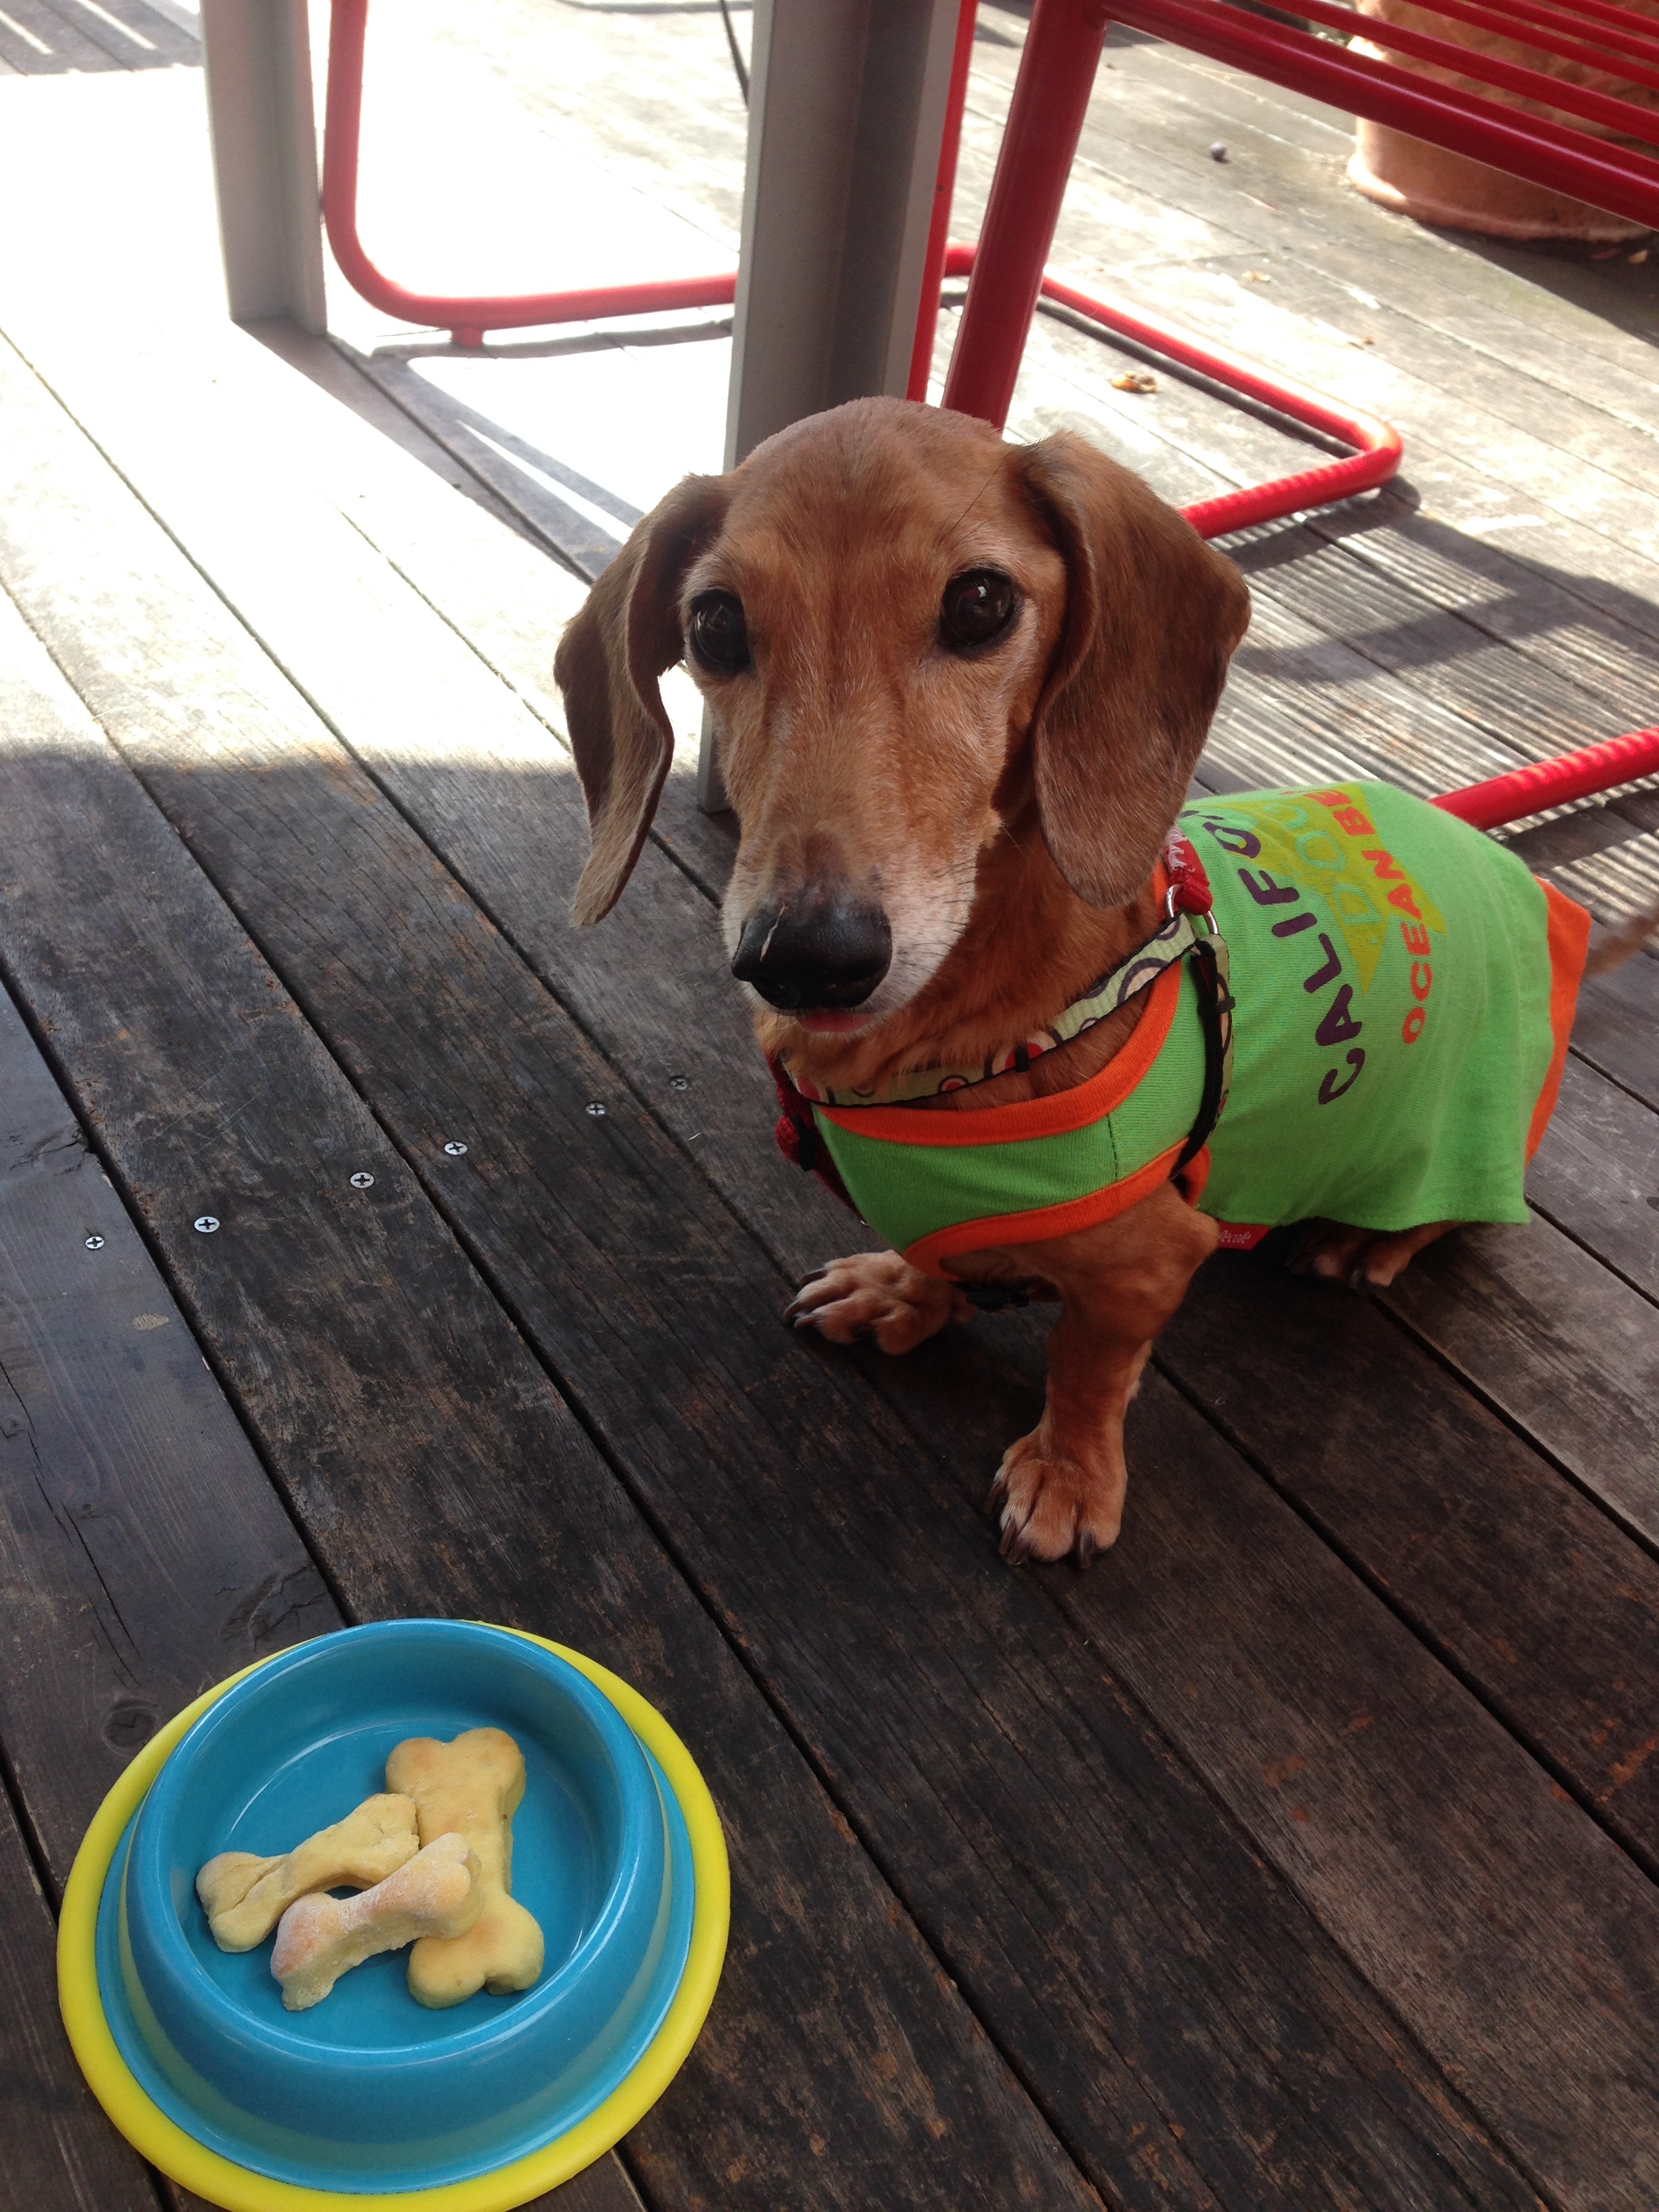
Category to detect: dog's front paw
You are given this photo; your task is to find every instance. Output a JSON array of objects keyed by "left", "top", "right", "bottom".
[
  {"left": 783, "top": 1251, "right": 968, "bottom": 1355},
  {"left": 989, "top": 1433, "right": 1126, "bottom": 1566}
]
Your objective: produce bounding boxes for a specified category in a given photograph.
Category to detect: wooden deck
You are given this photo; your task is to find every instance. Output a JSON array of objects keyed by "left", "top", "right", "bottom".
[{"left": 2, "top": 4, "right": 1658, "bottom": 2208}]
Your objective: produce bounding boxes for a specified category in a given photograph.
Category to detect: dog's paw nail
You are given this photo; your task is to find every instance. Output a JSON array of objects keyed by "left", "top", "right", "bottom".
[
  {"left": 1075, "top": 1530, "right": 1097, "bottom": 1570},
  {"left": 796, "top": 1267, "right": 827, "bottom": 1288},
  {"left": 986, "top": 1471, "right": 1008, "bottom": 1511},
  {"left": 999, "top": 1514, "right": 1033, "bottom": 1564}
]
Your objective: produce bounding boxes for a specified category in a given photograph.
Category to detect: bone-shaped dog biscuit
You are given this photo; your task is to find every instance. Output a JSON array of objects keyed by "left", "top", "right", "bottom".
[
  {"left": 196, "top": 1793, "right": 420, "bottom": 1953},
  {"left": 270, "top": 1831, "right": 484, "bottom": 2010},
  {"left": 384, "top": 1727, "right": 544, "bottom": 2007}
]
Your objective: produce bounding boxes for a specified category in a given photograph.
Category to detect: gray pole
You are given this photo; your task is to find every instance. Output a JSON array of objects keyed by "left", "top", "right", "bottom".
[
  {"left": 200, "top": 0, "right": 329, "bottom": 333},
  {"left": 699, "top": 0, "right": 964, "bottom": 811}
]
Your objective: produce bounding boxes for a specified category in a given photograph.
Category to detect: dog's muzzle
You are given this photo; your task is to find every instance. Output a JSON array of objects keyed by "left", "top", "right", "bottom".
[{"left": 731, "top": 897, "right": 893, "bottom": 1012}]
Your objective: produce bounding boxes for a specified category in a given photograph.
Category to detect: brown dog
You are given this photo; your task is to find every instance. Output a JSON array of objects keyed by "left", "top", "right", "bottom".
[{"left": 554, "top": 396, "right": 1584, "bottom": 1565}]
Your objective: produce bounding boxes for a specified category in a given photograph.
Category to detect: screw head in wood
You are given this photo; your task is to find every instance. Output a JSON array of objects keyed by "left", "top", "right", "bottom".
[
  {"left": 586, "top": 1103, "right": 607, "bottom": 1117},
  {"left": 84, "top": 1235, "right": 105, "bottom": 1250},
  {"left": 350, "top": 1172, "right": 375, "bottom": 1189},
  {"left": 443, "top": 1141, "right": 468, "bottom": 1156},
  {"left": 194, "top": 1216, "right": 220, "bottom": 1234},
  {"left": 670, "top": 1077, "right": 690, "bottom": 1091}
]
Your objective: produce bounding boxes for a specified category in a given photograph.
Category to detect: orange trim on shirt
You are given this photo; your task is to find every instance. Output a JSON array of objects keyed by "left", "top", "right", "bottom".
[
  {"left": 1525, "top": 880, "right": 1591, "bottom": 1162},
  {"left": 906, "top": 1140, "right": 1207, "bottom": 1277},
  {"left": 818, "top": 959, "right": 1185, "bottom": 1149}
]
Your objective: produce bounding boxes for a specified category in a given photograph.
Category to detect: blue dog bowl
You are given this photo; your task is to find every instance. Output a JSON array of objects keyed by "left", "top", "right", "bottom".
[{"left": 62, "top": 1622, "right": 726, "bottom": 2205}]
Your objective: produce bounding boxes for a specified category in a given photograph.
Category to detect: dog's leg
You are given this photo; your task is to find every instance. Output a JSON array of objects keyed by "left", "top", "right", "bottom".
[
  {"left": 1288, "top": 1218, "right": 1457, "bottom": 1290},
  {"left": 785, "top": 1251, "right": 975, "bottom": 1354},
  {"left": 988, "top": 1182, "right": 1218, "bottom": 1565}
]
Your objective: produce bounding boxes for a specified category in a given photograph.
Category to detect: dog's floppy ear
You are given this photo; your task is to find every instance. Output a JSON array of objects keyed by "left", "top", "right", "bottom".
[
  {"left": 1017, "top": 432, "right": 1250, "bottom": 909},
  {"left": 554, "top": 472, "right": 731, "bottom": 924}
]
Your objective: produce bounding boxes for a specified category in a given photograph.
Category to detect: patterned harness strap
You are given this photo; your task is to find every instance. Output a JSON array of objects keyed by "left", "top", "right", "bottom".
[
  {"left": 1164, "top": 834, "right": 1235, "bottom": 1172},
  {"left": 769, "top": 829, "right": 1234, "bottom": 1212}
]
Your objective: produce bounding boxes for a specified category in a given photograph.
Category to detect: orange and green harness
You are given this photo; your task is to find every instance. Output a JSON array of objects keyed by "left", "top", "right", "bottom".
[{"left": 769, "top": 782, "right": 1589, "bottom": 1278}]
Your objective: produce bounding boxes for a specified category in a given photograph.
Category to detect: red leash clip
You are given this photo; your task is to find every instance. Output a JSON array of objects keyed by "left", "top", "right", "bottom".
[{"left": 1163, "top": 832, "right": 1214, "bottom": 919}]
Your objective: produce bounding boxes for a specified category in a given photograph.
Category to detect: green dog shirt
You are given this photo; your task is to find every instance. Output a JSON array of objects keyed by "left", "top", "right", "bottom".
[{"left": 804, "top": 782, "right": 1589, "bottom": 1277}]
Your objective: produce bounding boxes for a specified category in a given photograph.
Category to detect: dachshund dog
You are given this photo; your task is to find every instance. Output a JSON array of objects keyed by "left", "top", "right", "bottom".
[{"left": 554, "top": 397, "right": 1593, "bottom": 1565}]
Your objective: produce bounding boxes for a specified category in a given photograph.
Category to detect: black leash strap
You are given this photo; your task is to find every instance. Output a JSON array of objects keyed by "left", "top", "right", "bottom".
[{"left": 1174, "top": 926, "right": 1235, "bottom": 1173}]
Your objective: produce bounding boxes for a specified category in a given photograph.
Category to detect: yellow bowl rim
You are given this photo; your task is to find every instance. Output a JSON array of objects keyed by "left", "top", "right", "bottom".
[{"left": 56, "top": 1624, "right": 729, "bottom": 2212}]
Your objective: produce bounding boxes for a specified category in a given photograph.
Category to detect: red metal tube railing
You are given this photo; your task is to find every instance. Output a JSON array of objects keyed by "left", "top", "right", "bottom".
[
  {"left": 1023, "top": 255, "right": 1404, "bottom": 535},
  {"left": 1288, "top": 0, "right": 1659, "bottom": 129},
  {"left": 1394, "top": 0, "right": 1659, "bottom": 79},
  {"left": 1105, "top": 0, "right": 1659, "bottom": 232},
  {"left": 1546, "top": 0, "right": 1659, "bottom": 58},
  {"left": 929, "top": 243, "right": 1403, "bottom": 531},
  {"left": 1433, "top": 726, "right": 1659, "bottom": 828}
]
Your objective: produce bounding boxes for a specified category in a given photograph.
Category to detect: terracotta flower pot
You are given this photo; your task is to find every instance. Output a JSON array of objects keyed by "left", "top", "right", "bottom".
[{"left": 1345, "top": 0, "right": 1659, "bottom": 240}]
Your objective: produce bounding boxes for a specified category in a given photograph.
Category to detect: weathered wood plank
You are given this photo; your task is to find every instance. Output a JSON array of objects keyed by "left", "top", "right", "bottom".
[
  {"left": 34, "top": 737, "right": 1549, "bottom": 2212},
  {"left": 1379, "top": 1210, "right": 1659, "bottom": 1549},
  {"left": 36, "top": 0, "right": 197, "bottom": 68},
  {"left": 0, "top": 0, "right": 123, "bottom": 72},
  {"left": 1528, "top": 1050, "right": 1659, "bottom": 1296},
  {"left": 1567, "top": 955, "right": 1659, "bottom": 1113},
  {"left": 1057, "top": 1368, "right": 1659, "bottom": 2211},
  {"left": 0, "top": 976, "right": 335, "bottom": 1891},
  {"left": 1232, "top": 522, "right": 1648, "bottom": 760},
  {"left": 0, "top": 576, "right": 1099, "bottom": 2212},
  {"left": 1155, "top": 1245, "right": 1659, "bottom": 1868},
  {"left": 0, "top": 1780, "right": 159, "bottom": 2212},
  {"left": 1308, "top": 499, "right": 1659, "bottom": 771},
  {"left": 0, "top": 346, "right": 1549, "bottom": 2209},
  {"left": 0, "top": 635, "right": 634, "bottom": 2212},
  {"left": 247, "top": 317, "right": 744, "bottom": 899}
]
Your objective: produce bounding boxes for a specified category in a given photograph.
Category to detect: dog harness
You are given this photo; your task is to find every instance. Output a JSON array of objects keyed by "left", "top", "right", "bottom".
[{"left": 771, "top": 782, "right": 1589, "bottom": 1277}]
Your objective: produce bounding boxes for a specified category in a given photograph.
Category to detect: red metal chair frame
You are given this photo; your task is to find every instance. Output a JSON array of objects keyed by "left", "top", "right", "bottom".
[
  {"left": 941, "top": 0, "right": 1659, "bottom": 429},
  {"left": 321, "top": 0, "right": 736, "bottom": 348},
  {"left": 321, "top": 1, "right": 1397, "bottom": 536},
  {"left": 320, "top": 0, "right": 1659, "bottom": 827},
  {"left": 936, "top": 0, "right": 1659, "bottom": 821}
]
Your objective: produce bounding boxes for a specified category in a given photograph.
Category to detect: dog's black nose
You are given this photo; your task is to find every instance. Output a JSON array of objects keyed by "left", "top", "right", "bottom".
[{"left": 731, "top": 899, "right": 892, "bottom": 1011}]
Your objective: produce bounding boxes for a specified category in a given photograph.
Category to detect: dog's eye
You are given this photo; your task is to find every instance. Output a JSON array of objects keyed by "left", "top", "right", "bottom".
[
  {"left": 940, "top": 569, "right": 1018, "bottom": 652},
  {"left": 687, "top": 590, "right": 750, "bottom": 676}
]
